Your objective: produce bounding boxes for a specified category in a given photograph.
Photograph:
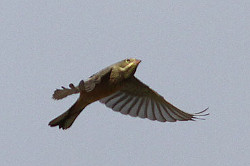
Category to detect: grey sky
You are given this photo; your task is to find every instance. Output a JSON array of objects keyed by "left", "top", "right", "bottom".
[{"left": 1, "top": 1, "right": 249, "bottom": 166}]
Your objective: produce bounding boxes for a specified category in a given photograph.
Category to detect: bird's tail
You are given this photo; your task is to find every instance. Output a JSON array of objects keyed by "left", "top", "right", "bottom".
[{"left": 49, "top": 99, "right": 88, "bottom": 129}]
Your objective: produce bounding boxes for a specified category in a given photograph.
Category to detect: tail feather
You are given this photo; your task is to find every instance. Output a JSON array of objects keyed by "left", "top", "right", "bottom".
[{"left": 49, "top": 99, "right": 87, "bottom": 129}]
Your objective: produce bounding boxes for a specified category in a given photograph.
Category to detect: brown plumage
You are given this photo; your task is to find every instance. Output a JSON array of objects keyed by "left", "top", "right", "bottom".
[{"left": 49, "top": 58, "right": 208, "bottom": 130}]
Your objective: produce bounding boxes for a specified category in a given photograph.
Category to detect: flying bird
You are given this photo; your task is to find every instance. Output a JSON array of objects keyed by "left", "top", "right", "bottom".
[{"left": 49, "top": 58, "right": 208, "bottom": 129}]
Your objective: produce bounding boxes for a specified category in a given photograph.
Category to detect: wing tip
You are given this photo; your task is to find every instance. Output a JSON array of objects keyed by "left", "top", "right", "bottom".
[{"left": 191, "top": 107, "right": 209, "bottom": 120}]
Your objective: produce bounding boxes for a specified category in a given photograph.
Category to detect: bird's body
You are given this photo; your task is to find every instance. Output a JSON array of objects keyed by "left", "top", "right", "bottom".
[{"left": 49, "top": 58, "right": 208, "bottom": 129}]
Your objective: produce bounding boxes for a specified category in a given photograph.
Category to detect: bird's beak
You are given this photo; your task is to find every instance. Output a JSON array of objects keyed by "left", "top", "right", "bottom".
[{"left": 135, "top": 59, "right": 141, "bottom": 65}]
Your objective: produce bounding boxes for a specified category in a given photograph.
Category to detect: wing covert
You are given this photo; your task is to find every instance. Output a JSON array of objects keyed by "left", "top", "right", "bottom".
[{"left": 84, "top": 66, "right": 113, "bottom": 92}]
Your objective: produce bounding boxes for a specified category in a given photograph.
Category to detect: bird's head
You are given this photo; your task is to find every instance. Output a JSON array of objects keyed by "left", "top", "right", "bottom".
[{"left": 118, "top": 58, "right": 141, "bottom": 79}]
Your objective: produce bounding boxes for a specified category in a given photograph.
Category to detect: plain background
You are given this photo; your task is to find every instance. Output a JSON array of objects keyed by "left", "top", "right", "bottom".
[{"left": 1, "top": 1, "right": 249, "bottom": 166}]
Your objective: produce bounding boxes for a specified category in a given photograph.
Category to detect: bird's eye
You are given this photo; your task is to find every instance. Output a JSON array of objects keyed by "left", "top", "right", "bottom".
[{"left": 126, "top": 59, "right": 130, "bottom": 63}]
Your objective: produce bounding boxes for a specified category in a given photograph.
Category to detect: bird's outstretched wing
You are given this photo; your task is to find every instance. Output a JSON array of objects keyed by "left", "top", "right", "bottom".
[
  {"left": 100, "top": 76, "right": 208, "bottom": 122},
  {"left": 83, "top": 66, "right": 113, "bottom": 92},
  {"left": 52, "top": 66, "right": 113, "bottom": 100},
  {"left": 52, "top": 83, "right": 80, "bottom": 100}
]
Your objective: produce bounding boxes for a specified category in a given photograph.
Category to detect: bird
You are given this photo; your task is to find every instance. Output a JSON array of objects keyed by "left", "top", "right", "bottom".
[{"left": 49, "top": 58, "right": 208, "bottom": 129}]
